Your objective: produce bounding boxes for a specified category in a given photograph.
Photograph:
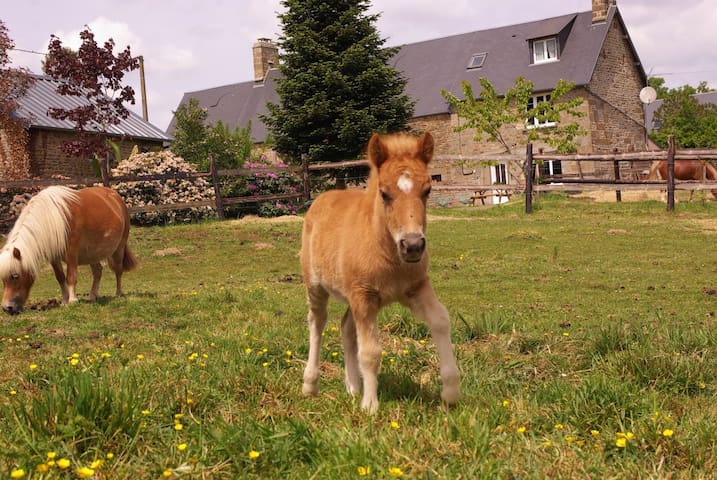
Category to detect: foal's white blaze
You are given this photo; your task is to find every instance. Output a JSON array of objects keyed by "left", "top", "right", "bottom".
[{"left": 397, "top": 172, "right": 413, "bottom": 193}]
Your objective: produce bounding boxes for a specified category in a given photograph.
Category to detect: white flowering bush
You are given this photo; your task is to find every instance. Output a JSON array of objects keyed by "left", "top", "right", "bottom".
[{"left": 111, "top": 150, "right": 216, "bottom": 226}]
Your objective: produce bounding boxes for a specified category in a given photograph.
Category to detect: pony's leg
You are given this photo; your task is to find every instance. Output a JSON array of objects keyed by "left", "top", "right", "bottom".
[
  {"left": 64, "top": 261, "right": 80, "bottom": 303},
  {"left": 302, "top": 287, "right": 329, "bottom": 397},
  {"left": 407, "top": 281, "right": 460, "bottom": 406},
  {"left": 88, "top": 263, "right": 102, "bottom": 301},
  {"left": 108, "top": 251, "right": 124, "bottom": 296},
  {"left": 50, "top": 261, "right": 70, "bottom": 304},
  {"left": 341, "top": 308, "right": 362, "bottom": 396},
  {"left": 350, "top": 298, "right": 381, "bottom": 414}
]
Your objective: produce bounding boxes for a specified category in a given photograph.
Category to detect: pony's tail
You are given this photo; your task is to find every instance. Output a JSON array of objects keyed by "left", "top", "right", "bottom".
[
  {"left": 647, "top": 161, "right": 661, "bottom": 180},
  {"left": 123, "top": 246, "right": 139, "bottom": 272}
]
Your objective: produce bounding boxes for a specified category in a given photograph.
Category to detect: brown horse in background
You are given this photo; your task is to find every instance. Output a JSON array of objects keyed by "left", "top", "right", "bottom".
[
  {"left": 300, "top": 132, "right": 460, "bottom": 413},
  {"left": 647, "top": 159, "right": 717, "bottom": 200},
  {"left": 1, "top": 186, "right": 137, "bottom": 314}
]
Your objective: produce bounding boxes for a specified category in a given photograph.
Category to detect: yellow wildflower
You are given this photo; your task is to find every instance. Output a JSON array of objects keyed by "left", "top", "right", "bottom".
[
  {"left": 46, "top": 452, "right": 56, "bottom": 460},
  {"left": 29, "top": 364, "right": 38, "bottom": 370},
  {"left": 590, "top": 430, "right": 600, "bottom": 437},
  {"left": 390, "top": 421, "right": 400, "bottom": 430},
  {"left": 178, "top": 443, "right": 188, "bottom": 451},
  {"left": 248, "top": 450, "right": 261, "bottom": 460},
  {"left": 163, "top": 469, "right": 173, "bottom": 477},
  {"left": 10, "top": 469, "right": 25, "bottom": 479},
  {"left": 90, "top": 459, "right": 103, "bottom": 469},
  {"left": 57, "top": 458, "right": 71, "bottom": 469},
  {"left": 389, "top": 467, "right": 404, "bottom": 478},
  {"left": 615, "top": 438, "right": 627, "bottom": 448},
  {"left": 357, "top": 466, "right": 371, "bottom": 476},
  {"left": 76, "top": 466, "right": 95, "bottom": 478},
  {"left": 662, "top": 429, "right": 674, "bottom": 437},
  {"left": 36, "top": 464, "right": 49, "bottom": 473}
]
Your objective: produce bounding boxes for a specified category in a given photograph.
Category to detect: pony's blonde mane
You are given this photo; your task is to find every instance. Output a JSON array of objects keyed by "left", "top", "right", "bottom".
[{"left": 0, "top": 186, "right": 78, "bottom": 278}]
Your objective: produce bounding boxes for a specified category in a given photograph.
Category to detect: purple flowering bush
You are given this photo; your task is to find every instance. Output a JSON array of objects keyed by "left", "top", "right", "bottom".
[{"left": 220, "top": 155, "right": 302, "bottom": 218}]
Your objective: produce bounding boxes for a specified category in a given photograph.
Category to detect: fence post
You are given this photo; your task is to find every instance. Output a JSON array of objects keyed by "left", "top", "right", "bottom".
[
  {"left": 210, "top": 154, "right": 225, "bottom": 220},
  {"left": 667, "top": 135, "right": 675, "bottom": 211},
  {"left": 101, "top": 153, "right": 111, "bottom": 187},
  {"left": 525, "top": 143, "right": 534, "bottom": 214},
  {"left": 301, "top": 154, "right": 311, "bottom": 204},
  {"left": 613, "top": 148, "right": 621, "bottom": 202}
]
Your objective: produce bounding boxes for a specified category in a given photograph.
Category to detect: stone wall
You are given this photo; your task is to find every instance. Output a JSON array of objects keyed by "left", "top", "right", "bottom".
[{"left": 27, "top": 129, "right": 164, "bottom": 178}]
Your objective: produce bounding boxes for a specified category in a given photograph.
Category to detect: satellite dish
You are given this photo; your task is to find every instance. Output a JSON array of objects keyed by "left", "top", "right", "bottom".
[{"left": 640, "top": 86, "right": 657, "bottom": 104}]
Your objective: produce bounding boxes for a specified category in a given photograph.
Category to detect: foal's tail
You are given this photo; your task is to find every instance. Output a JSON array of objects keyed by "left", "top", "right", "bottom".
[{"left": 123, "top": 245, "right": 139, "bottom": 272}]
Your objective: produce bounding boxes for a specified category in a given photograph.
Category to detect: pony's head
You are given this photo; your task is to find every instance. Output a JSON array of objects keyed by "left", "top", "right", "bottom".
[
  {"left": 368, "top": 132, "right": 434, "bottom": 263},
  {"left": 0, "top": 246, "right": 36, "bottom": 315}
]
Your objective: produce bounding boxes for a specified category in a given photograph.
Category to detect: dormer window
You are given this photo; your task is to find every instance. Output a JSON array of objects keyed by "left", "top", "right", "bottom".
[
  {"left": 532, "top": 37, "right": 558, "bottom": 64},
  {"left": 467, "top": 52, "right": 487, "bottom": 70}
]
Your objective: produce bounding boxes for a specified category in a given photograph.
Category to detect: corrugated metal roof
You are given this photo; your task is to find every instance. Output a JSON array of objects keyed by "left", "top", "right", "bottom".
[
  {"left": 168, "top": 6, "right": 645, "bottom": 143},
  {"left": 14, "top": 75, "right": 172, "bottom": 142}
]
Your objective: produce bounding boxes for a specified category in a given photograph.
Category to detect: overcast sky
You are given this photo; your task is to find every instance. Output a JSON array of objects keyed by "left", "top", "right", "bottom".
[{"left": 4, "top": 0, "right": 716, "bottom": 132}]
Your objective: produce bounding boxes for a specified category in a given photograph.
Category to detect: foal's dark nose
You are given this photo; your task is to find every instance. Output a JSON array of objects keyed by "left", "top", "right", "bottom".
[
  {"left": 2, "top": 303, "right": 22, "bottom": 315},
  {"left": 400, "top": 233, "right": 426, "bottom": 262}
]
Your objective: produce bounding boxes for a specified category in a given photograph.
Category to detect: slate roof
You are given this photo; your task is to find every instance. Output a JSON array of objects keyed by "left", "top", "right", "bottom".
[
  {"left": 15, "top": 75, "right": 172, "bottom": 143},
  {"left": 168, "top": 6, "right": 644, "bottom": 143},
  {"left": 645, "top": 91, "right": 717, "bottom": 132}
]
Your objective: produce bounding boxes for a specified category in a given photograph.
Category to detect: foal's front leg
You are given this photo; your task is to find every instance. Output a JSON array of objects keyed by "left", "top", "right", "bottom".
[
  {"left": 302, "top": 288, "right": 329, "bottom": 397},
  {"left": 341, "top": 308, "right": 362, "bottom": 396},
  {"left": 408, "top": 280, "right": 460, "bottom": 406},
  {"left": 350, "top": 296, "right": 381, "bottom": 414}
]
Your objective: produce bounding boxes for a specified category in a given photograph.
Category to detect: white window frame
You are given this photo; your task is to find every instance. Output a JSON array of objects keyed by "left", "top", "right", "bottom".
[
  {"left": 526, "top": 93, "right": 556, "bottom": 129},
  {"left": 532, "top": 37, "right": 558, "bottom": 64}
]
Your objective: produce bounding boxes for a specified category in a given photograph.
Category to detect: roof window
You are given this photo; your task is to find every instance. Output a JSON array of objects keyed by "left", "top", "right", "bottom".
[
  {"left": 467, "top": 52, "right": 487, "bottom": 70},
  {"left": 532, "top": 37, "right": 558, "bottom": 64}
]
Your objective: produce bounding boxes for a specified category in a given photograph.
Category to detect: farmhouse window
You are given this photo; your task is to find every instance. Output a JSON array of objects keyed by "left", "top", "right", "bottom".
[
  {"left": 532, "top": 37, "right": 558, "bottom": 64},
  {"left": 526, "top": 94, "right": 556, "bottom": 128},
  {"left": 540, "top": 159, "right": 562, "bottom": 178},
  {"left": 467, "top": 52, "right": 487, "bottom": 70}
]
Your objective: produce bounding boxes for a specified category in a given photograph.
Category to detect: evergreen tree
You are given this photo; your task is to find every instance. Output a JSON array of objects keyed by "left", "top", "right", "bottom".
[{"left": 262, "top": 0, "right": 414, "bottom": 169}]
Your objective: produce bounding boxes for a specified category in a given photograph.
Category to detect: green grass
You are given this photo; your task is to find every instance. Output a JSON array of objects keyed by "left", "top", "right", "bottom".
[{"left": 2, "top": 195, "right": 717, "bottom": 478}]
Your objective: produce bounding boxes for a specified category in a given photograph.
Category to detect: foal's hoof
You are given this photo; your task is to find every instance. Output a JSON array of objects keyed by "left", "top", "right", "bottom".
[{"left": 302, "top": 382, "right": 319, "bottom": 397}]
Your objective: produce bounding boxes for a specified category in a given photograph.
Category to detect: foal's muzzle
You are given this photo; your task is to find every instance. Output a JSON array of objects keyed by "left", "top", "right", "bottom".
[
  {"left": 2, "top": 302, "right": 23, "bottom": 315},
  {"left": 399, "top": 233, "right": 426, "bottom": 263}
]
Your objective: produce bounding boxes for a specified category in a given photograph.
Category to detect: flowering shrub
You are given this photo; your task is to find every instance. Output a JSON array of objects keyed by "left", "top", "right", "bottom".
[
  {"left": 111, "top": 150, "right": 216, "bottom": 225},
  {"left": 220, "top": 155, "right": 302, "bottom": 218}
]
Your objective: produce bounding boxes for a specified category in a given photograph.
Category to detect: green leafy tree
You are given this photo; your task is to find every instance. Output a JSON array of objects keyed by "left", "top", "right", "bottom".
[
  {"left": 650, "top": 91, "right": 717, "bottom": 148},
  {"left": 171, "top": 97, "right": 253, "bottom": 171},
  {"left": 649, "top": 76, "right": 713, "bottom": 99},
  {"left": 262, "top": 0, "right": 414, "bottom": 172},
  {"left": 441, "top": 76, "right": 585, "bottom": 154}
]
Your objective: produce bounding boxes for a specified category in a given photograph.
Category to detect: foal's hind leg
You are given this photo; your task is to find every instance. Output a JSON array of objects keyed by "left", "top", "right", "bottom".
[
  {"left": 89, "top": 263, "right": 103, "bottom": 301},
  {"left": 108, "top": 251, "right": 125, "bottom": 297},
  {"left": 407, "top": 280, "right": 460, "bottom": 406},
  {"left": 302, "top": 287, "right": 329, "bottom": 397},
  {"left": 341, "top": 308, "right": 362, "bottom": 396}
]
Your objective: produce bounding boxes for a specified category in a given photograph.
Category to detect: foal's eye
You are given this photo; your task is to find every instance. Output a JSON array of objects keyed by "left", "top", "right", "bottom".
[
  {"left": 10, "top": 273, "right": 20, "bottom": 281},
  {"left": 380, "top": 190, "right": 393, "bottom": 204}
]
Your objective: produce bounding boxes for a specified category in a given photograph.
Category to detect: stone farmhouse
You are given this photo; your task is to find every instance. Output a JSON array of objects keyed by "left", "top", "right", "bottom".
[
  {"left": 169, "top": 0, "right": 649, "bottom": 203},
  {"left": 1, "top": 74, "right": 172, "bottom": 180}
]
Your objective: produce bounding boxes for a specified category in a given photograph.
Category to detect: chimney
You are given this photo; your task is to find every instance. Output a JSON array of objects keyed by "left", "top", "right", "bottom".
[
  {"left": 253, "top": 38, "right": 279, "bottom": 82},
  {"left": 592, "top": 0, "right": 616, "bottom": 24}
]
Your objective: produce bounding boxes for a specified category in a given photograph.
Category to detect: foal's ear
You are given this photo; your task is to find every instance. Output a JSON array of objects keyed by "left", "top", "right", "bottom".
[
  {"left": 12, "top": 247, "right": 22, "bottom": 261},
  {"left": 368, "top": 133, "right": 389, "bottom": 169},
  {"left": 417, "top": 132, "right": 434, "bottom": 164}
]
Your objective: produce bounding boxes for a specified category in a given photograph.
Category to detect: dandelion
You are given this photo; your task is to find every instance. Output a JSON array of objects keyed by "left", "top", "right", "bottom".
[
  {"left": 57, "top": 458, "right": 71, "bottom": 469},
  {"left": 502, "top": 400, "right": 510, "bottom": 407},
  {"left": 141, "top": 409, "right": 151, "bottom": 415},
  {"left": 188, "top": 353, "right": 199, "bottom": 361},
  {"left": 174, "top": 423, "right": 183, "bottom": 431},
  {"left": 543, "top": 440, "right": 552, "bottom": 447},
  {"left": 517, "top": 426, "right": 527, "bottom": 434},
  {"left": 46, "top": 452, "right": 56, "bottom": 460},
  {"left": 662, "top": 429, "right": 674, "bottom": 437},
  {"left": 554, "top": 423, "right": 564, "bottom": 430},
  {"left": 163, "top": 469, "right": 173, "bottom": 477},
  {"left": 390, "top": 421, "right": 400, "bottom": 430},
  {"left": 357, "top": 466, "right": 371, "bottom": 476},
  {"left": 90, "top": 460, "right": 103, "bottom": 469},
  {"left": 615, "top": 438, "right": 627, "bottom": 448},
  {"left": 29, "top": 364, "right": 38, "bottom": 370},
  {"left": 35, "top": 464, "right": 49, "bottom": 473},
  {"left": 178, "top": 443, "right": 188, "bottom": 451},
  {"left": 136, "top": 354, "right": 145, "bottom": 360},
  {"left": 285, "top": 350, "right": 292, "bottom": 357},
  {"left": 76, "top": 466, "right": 95, "bottom": 478},
  {"left": 388, "top": 466, "right": 404, "bottom": 478},
  {"left": 10, "top": 469, "right": 25, "bottom": 479},
  {"left": 262, "top": 362, "right": 269, "bottom": 368},
  {"left": 565, "top": 436, "right": 575, "bottom": 443},
  {"left": 248, "top": 450, "right": 261, "bottom": 460},
  {"left": 562, "top": 332, "right": 569, "bottom": 337},
  {"left": 9, "top": 390, "right": 17, "bottom": 395},
  {"left": 70, "top": 358, "right": 79, "bottom": 366},
  {"left": 244, "top": 348, "right": 252, "bottom": 355},
  {"left": 106, "top": 453, "right": 114, "bottom": 460},
  {"left": 101, "top": 352, "right": 111, "bottom": 358}
]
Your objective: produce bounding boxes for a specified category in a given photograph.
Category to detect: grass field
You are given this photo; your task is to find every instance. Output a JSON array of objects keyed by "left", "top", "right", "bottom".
[{"left": 1, "top": 194, "right": 717, "bottom": 479}]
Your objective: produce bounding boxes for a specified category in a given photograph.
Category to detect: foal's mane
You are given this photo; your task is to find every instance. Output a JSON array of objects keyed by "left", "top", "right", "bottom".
[{"left": 0, "top": 186, "right": 78, "bottom": 278}]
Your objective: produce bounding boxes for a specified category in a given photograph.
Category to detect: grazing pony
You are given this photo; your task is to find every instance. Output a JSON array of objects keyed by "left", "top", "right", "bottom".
[
  {"left": 300, "top": 132, "right": 460, "bottom": 413},
  {"left": 647, "top": 159, "right": 717, "bottom": 200},
  {"left": 1, "top": 186, "right": 137, "bottom": 314}
]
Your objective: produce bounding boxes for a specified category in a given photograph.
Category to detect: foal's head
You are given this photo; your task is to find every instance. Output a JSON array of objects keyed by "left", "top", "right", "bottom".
[
  {"left": 0, "top": 247, "right": 35, "bottom": 315},
  {"left": 368, "top": 132, "right": 434, "bottom": 263}
]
